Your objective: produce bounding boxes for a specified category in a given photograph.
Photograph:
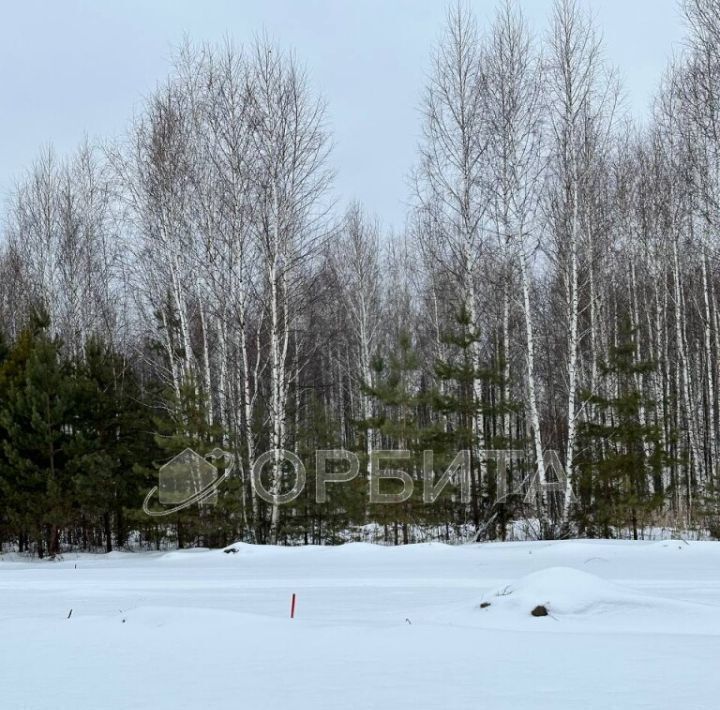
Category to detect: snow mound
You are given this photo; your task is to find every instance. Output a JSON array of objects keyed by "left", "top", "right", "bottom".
[
  {"left": 488, "top": 567, "right": 647, "bottom": 617},
  {"left": 158, "top": 548, "right": 213, "bottom": 562}
]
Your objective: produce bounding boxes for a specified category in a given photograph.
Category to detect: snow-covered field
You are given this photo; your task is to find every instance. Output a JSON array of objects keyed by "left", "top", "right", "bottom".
[{"left": 2, "top": 540, "right": 720, "bottom": 709}]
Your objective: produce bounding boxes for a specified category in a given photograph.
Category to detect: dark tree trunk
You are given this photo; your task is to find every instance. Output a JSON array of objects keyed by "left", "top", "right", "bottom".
[{"left": 103, "top": 512, "right": 112, "bottom": 553}]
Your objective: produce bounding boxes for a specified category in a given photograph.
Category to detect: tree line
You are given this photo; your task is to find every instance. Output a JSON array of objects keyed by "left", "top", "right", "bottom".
[{"left": 2, "top": 0, "right": 720, "bottom": 554}]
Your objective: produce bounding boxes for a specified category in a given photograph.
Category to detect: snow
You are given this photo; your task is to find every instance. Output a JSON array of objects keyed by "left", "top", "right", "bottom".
[{"left": 1, "top": 540, "right": 720, "bottom": 709}]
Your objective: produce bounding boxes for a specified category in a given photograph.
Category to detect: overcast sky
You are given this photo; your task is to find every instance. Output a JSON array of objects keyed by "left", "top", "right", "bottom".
[{"left": 0, "top": 0, "right": 686, "bottom": 230}]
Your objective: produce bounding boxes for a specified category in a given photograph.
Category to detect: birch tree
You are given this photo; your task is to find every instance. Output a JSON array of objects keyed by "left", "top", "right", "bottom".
[
  {"left": 333, "top": 204, "right": 384, "bottom": 480},
  {"left": 416, "top": 2, "right": 489, "bottom": 515},
  {"left": 484, "top": 0, "right": 548, "bottom": 514},
  {"left": 546, "top": 0, "right": 617, "bottom": 520},
  {"left": 247, "top": 40, "right": 331, "bottom": 542}
]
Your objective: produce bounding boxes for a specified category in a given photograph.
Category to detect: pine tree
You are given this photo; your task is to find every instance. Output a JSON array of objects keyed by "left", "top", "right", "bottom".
[
  {"left": 576, "top": 325, "right": 666, "bottom": 539},
  {"left": 363, "top": 331, "right": 425, "bottom": 544},
  {"left": 68, "top": 338, "right": 157, "bottom": 551},
  {"left": 432, "top": 307, "right": 522, "bottom": 539},
  {"left": 0, "top": 318, "right": 73, "bottom": 556},
  {"left": 148, "top": 377, "right": 234, "bottom": 548}
]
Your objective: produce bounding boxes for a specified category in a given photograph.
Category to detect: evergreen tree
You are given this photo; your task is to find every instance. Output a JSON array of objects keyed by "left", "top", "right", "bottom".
[
  {"left": 68, "top": 338, "right": 157, "bottom": 551},
  {"left": 0, "top": 318, "right": 73, "bottom": 556},
  {"left": 432, "top": 307, "right": 523, "bottom": 539},
  {"left": 576, "top": 326, "right": 666, "bottom": 539},
  {"left": 363, "top": 331, "right": 426, "bottom": 544},
  {"left": 147, "top": 378, "right": 236, "bottom": 548}
]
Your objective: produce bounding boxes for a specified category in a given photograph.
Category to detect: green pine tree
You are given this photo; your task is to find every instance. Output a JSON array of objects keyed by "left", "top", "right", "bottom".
[
  {"left": 576, "top": 324, "right": 666, "bottom": 539},
  {"left": 431, "top": 306, "right": 522, "bottom": 539},
  {"left": 67, "top": 337, "right": 158, "bottom": 551},
  {"left": 363, "top": 330, "right": 426, "bottom": 544},
  {"left": 0, "top": 317, "right": 73, "bottom": 556}
]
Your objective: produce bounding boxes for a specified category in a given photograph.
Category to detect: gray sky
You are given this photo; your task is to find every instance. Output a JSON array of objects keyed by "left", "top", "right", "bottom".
[{"left": 0, "top": 0, "right": 686, "bottom": 230}]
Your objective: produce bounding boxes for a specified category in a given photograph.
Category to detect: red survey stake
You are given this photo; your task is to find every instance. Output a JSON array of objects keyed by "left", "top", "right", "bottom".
[{"left": 290, "top": 593, "right": 297, "bottom": 619}]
